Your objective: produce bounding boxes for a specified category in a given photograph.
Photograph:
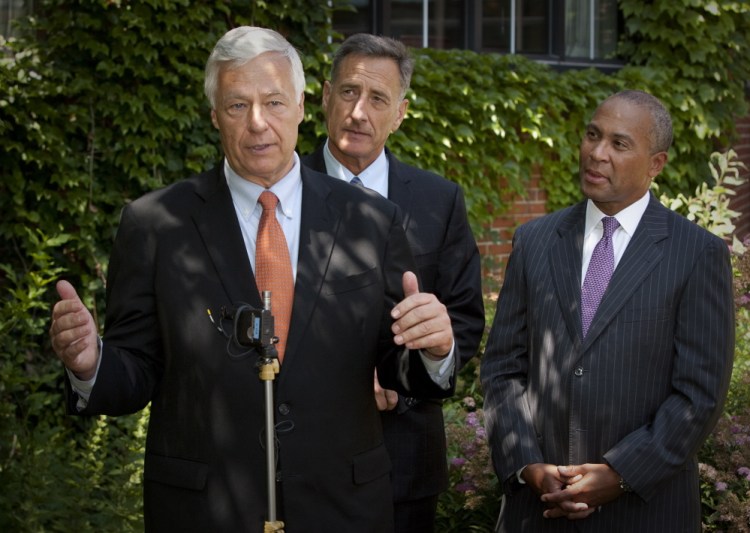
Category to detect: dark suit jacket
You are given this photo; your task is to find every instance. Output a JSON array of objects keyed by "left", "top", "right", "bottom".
[
  {"left": 303, "top": 147, "right": 485, "bottom": 502},
  {"left": 66, "top": 164, "right": 456, "bottom": 532},
  {"left": 480, "top": 195, "right": 734, "bottom": 532}
]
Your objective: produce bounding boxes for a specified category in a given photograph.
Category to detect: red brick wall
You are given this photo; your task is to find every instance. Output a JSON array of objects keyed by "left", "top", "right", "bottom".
[
  {"left": 729, "top": 113, "right": 750, "bottom": 241},
  {"left": 478, "top": 167, "right": 548, "bottom": 291},
  {"left": 481, "top": 109, "right": 750, "bottom": 290}
]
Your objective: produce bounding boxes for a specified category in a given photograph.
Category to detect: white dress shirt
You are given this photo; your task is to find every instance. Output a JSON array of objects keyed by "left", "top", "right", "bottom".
[
  {"left": 322, "top": 139, "right": 390, "bottom": 197},
  {"left": 581, "top": 190, "right": 651, "bottom": 284},
  {"left": 224, "top": 155, "right": 302, "bottom": 280}
]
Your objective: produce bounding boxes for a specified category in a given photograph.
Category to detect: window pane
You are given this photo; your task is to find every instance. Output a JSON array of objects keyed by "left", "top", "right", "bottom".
[
  {"left": 428, "top": 0, "right": 463, "bottom": 49},
  {"left": 390, "top": 0, "right": 463, "bottom": 49},
  {"left": 565, "top": 0, "right": 619, "bottom": 59},
  {"left": 391, "top": 0, "right": 425, "bottom": 47},
  {"left": 516, "top": 0, "right": 549, "bottom": 55},
  {"left": 565, "top": 0, "right": 590, "bottom": 58},
  {"left": 482, "top": 0, "right": 511, "bottom": 53},
  {"left": 0, "top": 0, "right": 28, "bottom": 39},
  {"left": 595, "top": 0, "right": 618, "bottom": 58},
  {"left": 333, "top": 0, "right": 371, "bottom": 38}
]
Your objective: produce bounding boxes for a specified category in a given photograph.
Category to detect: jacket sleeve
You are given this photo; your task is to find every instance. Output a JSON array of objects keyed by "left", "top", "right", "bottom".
[
  {"left": 480, "top": 226, "right": 545, "bottom": 490},
  {"left": 603, "top": 236, "right": 734, "bottom": 501}
]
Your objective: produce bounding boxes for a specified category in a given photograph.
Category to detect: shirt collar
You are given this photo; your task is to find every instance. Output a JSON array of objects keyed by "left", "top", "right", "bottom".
[
  {"left": 584, "top": 190, "right": 651, "bottom": 238},
  {"left": 223, "top": 153, "right": 302, "bottom": 221},
  {"left": 323, "top": 139, "right": 388, "bottom": 188}
]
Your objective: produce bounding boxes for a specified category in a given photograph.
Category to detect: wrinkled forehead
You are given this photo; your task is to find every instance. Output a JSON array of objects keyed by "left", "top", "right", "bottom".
[{"left": 336, "top": 55, "right": 403, "bottom": 93}]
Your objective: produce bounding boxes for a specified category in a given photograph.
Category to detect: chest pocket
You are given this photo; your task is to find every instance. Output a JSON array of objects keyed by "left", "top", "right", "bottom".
[{"left": 324, "top": 267, "right": 379, "bottom": 295}]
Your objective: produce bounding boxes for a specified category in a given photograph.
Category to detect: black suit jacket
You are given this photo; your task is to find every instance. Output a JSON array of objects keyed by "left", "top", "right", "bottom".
[
  {"left": 480, "top": 195, "right": 734, "bottom": 532},
  {"left": 303, "top": 147, "right": 485, "bottom": 502},
  {"left": 67, "top": 164, "right": 455, "bottom": 532}
]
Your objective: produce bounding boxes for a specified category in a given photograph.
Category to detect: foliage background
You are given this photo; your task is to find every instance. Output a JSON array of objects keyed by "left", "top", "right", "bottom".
[{"left": 1, "top": 0, "right": 749, "bottom": 530}]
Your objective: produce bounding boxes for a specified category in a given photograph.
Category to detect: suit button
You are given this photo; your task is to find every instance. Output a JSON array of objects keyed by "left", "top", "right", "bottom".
[
  {"left": 574, "top": 367, "right": 584, "bottom": 377},
  {"left": 278, "top": 403, "right": 290, "bottom": 415}
]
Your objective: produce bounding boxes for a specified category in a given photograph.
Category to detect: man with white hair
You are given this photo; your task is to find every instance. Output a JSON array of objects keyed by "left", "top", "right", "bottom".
[{"left": 50, "top": 26, "right": 457, "bottom": 532}]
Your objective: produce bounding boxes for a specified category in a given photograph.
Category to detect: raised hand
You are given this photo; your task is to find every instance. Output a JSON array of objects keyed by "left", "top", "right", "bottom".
[
  {"left": 390, "top": 271, "right": 453, "bottom": 358},
  {"left": 49, "top": 280, "right": 100, "bottom": 380}
]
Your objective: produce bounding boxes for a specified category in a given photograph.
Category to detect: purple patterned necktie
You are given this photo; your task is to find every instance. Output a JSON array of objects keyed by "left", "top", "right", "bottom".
[{"left": 581, "top": 216, "right": 620, "bottom": 337}]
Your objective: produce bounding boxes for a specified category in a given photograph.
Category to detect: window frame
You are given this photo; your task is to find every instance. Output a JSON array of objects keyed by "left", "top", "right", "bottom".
[{"left": 332, "top": 0, "right": 624, "bottom": 71}]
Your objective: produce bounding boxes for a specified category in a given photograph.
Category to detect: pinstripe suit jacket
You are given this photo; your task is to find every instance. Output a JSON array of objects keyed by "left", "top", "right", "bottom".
[{"left": 480, "top": 194, "right": 734, "bottom": 532}]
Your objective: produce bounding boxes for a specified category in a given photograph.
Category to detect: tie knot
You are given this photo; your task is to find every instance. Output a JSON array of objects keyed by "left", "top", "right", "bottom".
[
  {"left": 350, "top": 176, "right": 363, "bottom": 186},
  {"left": 602, "top": 216, "right": 619, "bottom": 238},
  {"left": 258, "top": 191, "right": 279, "bottom": 211}
]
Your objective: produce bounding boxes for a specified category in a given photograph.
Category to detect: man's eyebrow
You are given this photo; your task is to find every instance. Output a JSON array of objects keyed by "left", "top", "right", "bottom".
[{"left": 611, "top": 131, "right": 635, "bottom": 144}]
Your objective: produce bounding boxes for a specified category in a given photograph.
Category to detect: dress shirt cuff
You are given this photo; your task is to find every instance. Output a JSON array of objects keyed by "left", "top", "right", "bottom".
[
  {"left": 419, "top": 340, "right": 456, "bottom": 389},
  {"left": 66, "top": 336, "right": 103, "bottom": 411}
]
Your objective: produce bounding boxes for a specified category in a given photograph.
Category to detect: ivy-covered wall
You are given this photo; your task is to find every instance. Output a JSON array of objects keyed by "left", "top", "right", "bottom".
[{"left": 1, "top": 0, "right": 749, "bottom": 529}]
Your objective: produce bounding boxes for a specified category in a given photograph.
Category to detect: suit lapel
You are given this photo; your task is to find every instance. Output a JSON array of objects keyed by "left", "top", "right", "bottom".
[
  {"left": 283, "top": 167, "right": 340, "bottom": 365},
  {"left": 385, "top": 149, "right": 413, "bottom": 229},
  {"left": 581, "top": 196, "right": 668, "bottom": 349},
  {"left": 303, "top": 147, "right": 327, "bottom": 176},
  {"left": 550, "top": 203, "right": 587, "bottom": 345},
  {"left": 192, "top": 167, "right": 260, "bottom": 308}
]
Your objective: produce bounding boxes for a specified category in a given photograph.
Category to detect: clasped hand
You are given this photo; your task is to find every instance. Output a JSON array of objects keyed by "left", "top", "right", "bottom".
[{"left": 523, "top": 462, "right": 624, "bottom": 520}]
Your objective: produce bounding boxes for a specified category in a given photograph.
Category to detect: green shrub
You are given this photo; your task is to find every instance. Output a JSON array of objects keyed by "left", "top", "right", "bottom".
[
  {"left": 698, "top": 306, "right": 750, "bottom": 532},
  {"left": 1, "top": 0, "right": 749, "bottom": 529},
  {"left": 694, "top": 151, "right": 750, "bottom": 530},
  {"left": 438, "top": 388, "right": 499, "bottom": 533}
]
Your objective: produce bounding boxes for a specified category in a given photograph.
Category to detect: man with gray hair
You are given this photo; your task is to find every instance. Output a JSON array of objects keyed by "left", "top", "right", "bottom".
[
  {"left": 50, "top": 26, "right": 458, "bottom": 532},
  {"left": 303, "top": 33, "right": 484, "bottom": 533}
]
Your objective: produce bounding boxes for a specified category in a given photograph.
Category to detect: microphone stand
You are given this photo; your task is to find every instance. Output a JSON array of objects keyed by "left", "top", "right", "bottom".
[
  {"left": 208, "top": 292, "right": 284, "bottom": 531},
  {"left": 257, "top": 291, "right": 284, "bottom": 533}
]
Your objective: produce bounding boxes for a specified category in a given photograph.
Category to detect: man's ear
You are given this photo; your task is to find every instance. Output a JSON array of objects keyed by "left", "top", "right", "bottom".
[
  {"left": 648, "top": 151, "right": 668, "bottom": 178},
  {"left": 297, "top": 92, "right": 305, "bottom": 125},
  {"left": 391, "top": 98, "right": 408, "bottom": 134},
  {"left": 210, "top": 109, "right": 219, "bottom": 130},
  {"left": 322, "top": 80, "right": 331, "bottom": 114}
]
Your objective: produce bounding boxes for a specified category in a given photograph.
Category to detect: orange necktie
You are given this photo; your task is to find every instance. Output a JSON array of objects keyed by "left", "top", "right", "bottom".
[{"left": 255, "top": 191, "right": 294, "bottom": 362}]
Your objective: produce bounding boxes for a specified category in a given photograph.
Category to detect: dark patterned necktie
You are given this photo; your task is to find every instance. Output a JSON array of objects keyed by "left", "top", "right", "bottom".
[
  {"left": 581, "top": 216, "right": 620, "bottom": 337},
  {"left": 350, "top": 176, "right": 363, "bottom": 186},
  {"left": 256, "top": 191, "right": 294, "bottom": 362}
]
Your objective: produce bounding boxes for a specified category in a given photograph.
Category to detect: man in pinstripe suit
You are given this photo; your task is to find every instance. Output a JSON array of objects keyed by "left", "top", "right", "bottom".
[{"left": 480, "top": 90, "right": 734, "bottom": 532}]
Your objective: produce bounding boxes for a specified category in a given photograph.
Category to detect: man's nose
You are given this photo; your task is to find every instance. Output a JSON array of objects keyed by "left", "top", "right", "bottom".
[
  {"left": 351, "top": 97, "right": 368, "bottom": 121},
  {"left": 247, "top": 105, "right": 268, "bottom": 131}
]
